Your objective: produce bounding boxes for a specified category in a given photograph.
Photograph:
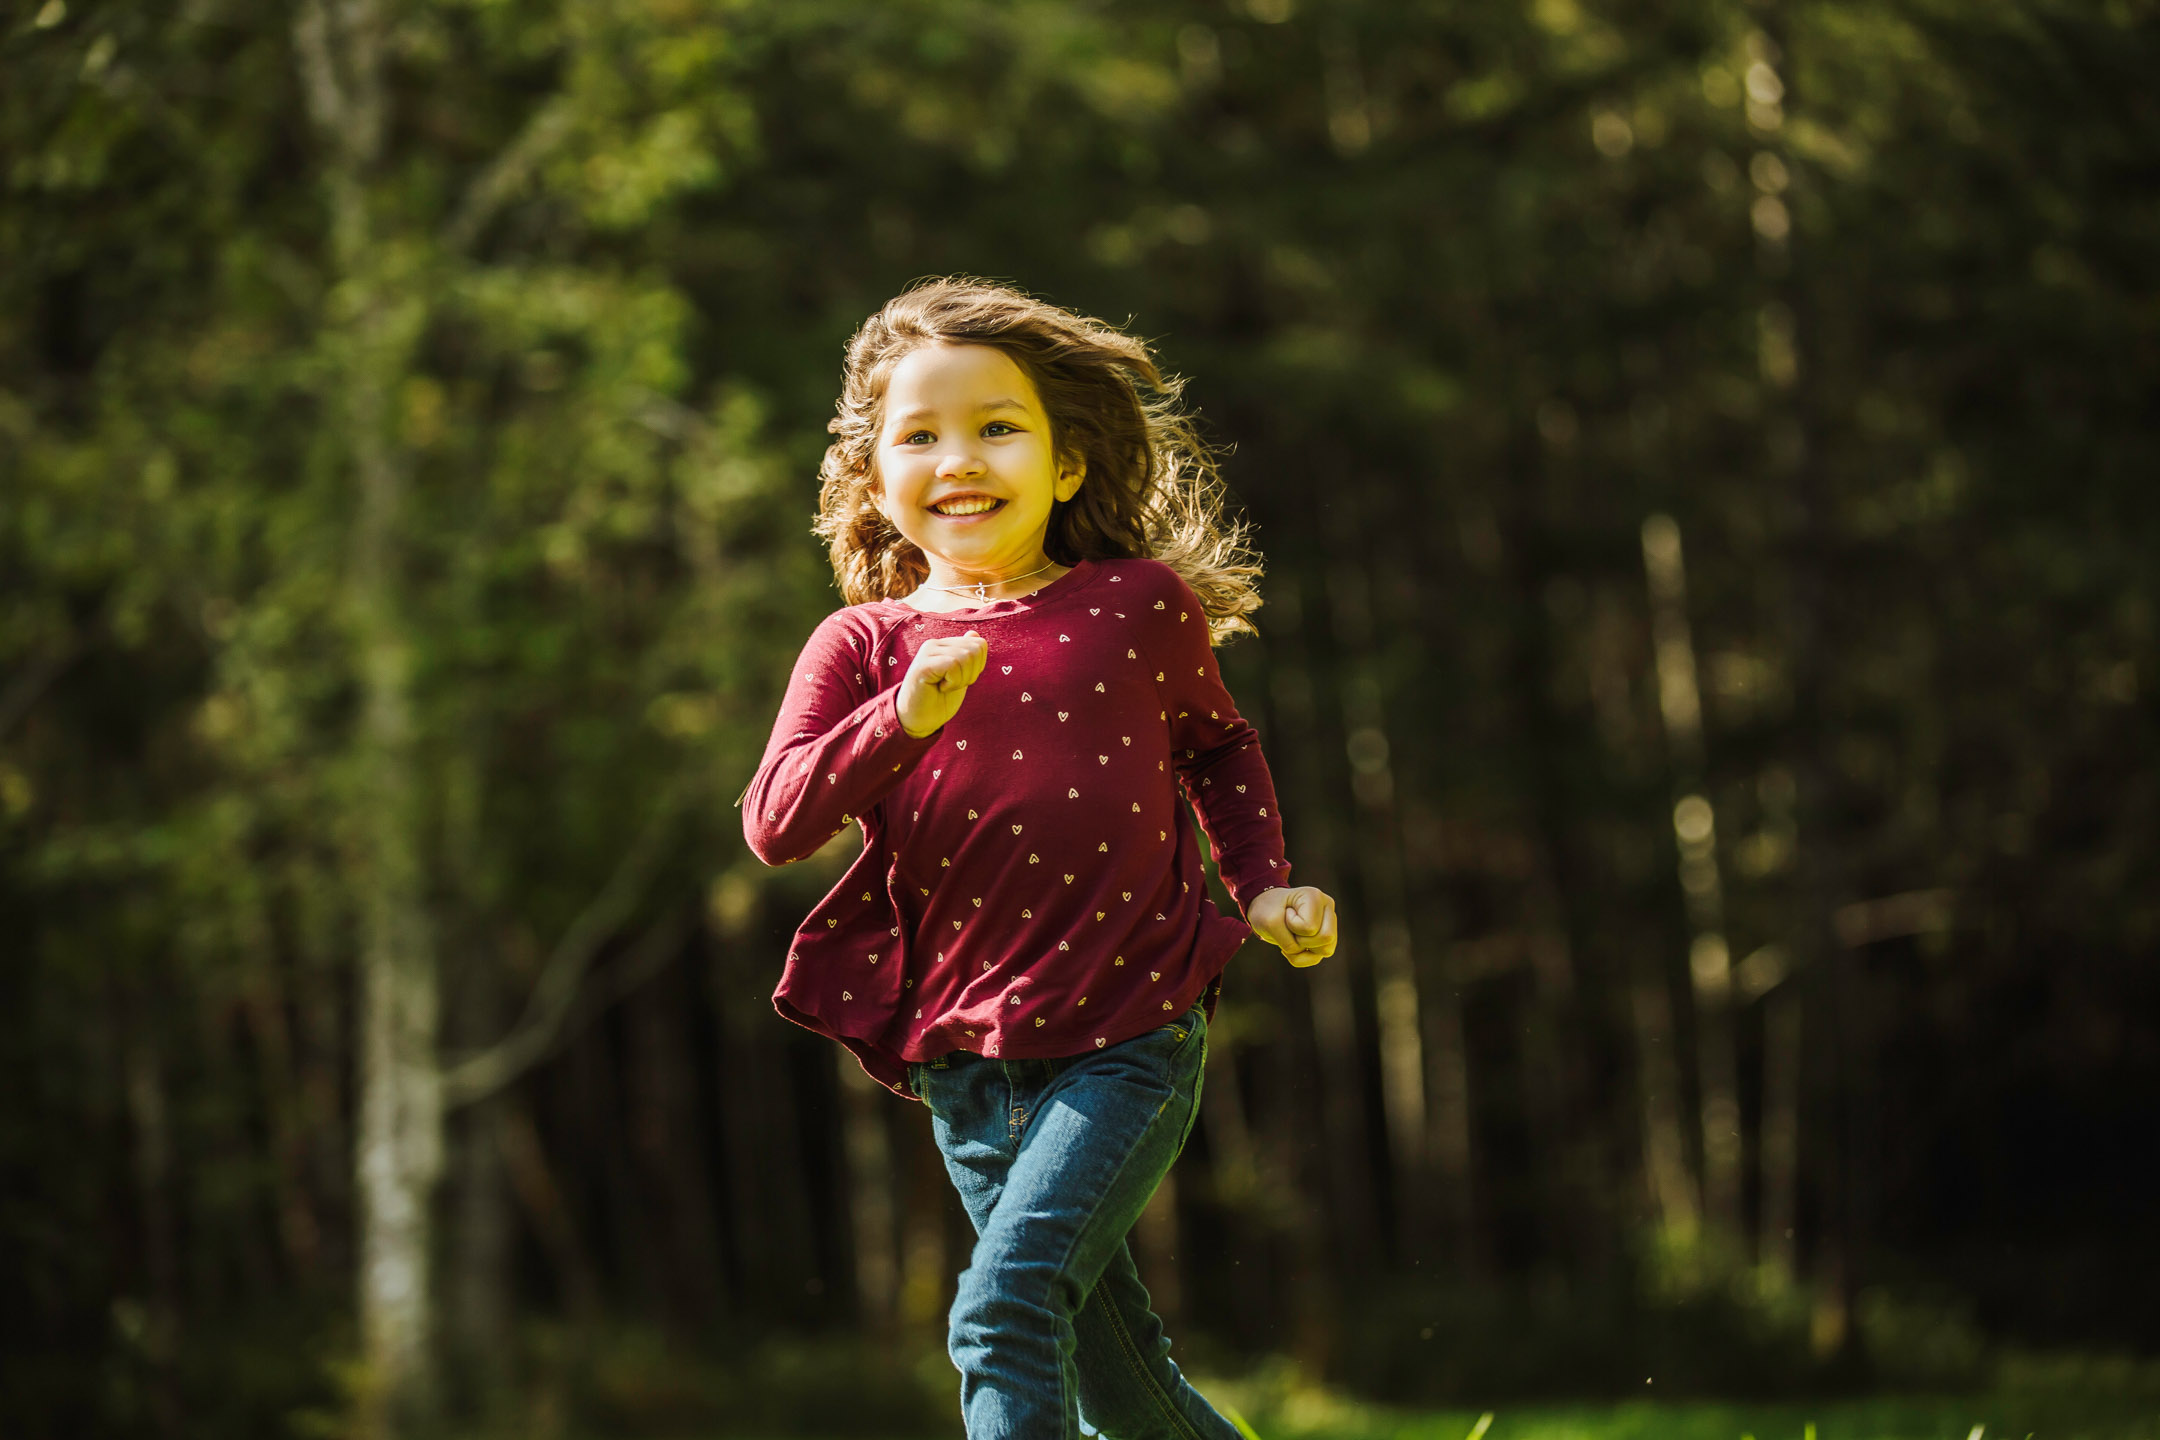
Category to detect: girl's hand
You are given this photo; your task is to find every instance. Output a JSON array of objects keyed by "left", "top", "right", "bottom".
[
  {"left": 1246, "top": 886, "right": 1337, "bottom": 968},
  {"left": 897, "top": 631, "right": 988, "bottom": 737}
]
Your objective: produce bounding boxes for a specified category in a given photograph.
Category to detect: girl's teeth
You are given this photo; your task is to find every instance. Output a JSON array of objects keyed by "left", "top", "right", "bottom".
[{"left": 936, "top": 498, "right": 999, "bottom": 516}]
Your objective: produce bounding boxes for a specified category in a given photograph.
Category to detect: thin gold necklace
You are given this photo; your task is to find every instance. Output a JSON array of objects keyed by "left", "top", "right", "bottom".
[{"left": 917, "top": 559, "right": 1060, "bottom": 604}]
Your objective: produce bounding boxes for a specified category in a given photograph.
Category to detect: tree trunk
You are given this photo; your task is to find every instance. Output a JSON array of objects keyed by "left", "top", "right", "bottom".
[
  {"left": 1641, "top": 516, "right": 1743, "bottom": 1243},
  {"left": 1254, "top": 568, "right": 1370, "bottom": 1362},
  {"left": 837, "top": 1049, "right": 898, "bottom": 1334},
  {"left": 1418, "top": 956, "right": 1477, "bottom": 1269},
  {"left": 346, "top": 251, "right": 441, "bottom": 1440},
  {"left": 354, "top": 843, "right": 443, "bottom": 1436},
  {"left": 445, "top": 931, "right": 513, "bottom": 1419},
  {"left": 1631, "top": 947, "right": 1700, "bottom": 1246},
  {"left": 294, "top": 3, "right": 441, "bottom": 1430},
  {"left": 1493, "top": 454, "right": 1606, "bottom": 1277},
  {"left": 1135, "top": 1169, "right": 1184, "bottom": 1326},
  {"left": 605, "top": 951, "right": 723, "bottom": 1333},
  {"left": 1747, "top": 2, "right": 1859, "bottom": 1342},
  {"left": 1197, "top": 1007, "right": 1257, "bottom": 1202},
  {"left": 447, "top": 1093, "right": 512, "bottom": 1415},
  {"left": 1266, "top": 569, "right": 1381, "bottom": 1284},
  {"left": 898, "top": 1103, "right": 951, "bottom": 1335},
  {"left": 122, "top": 1017, "right": 182, "bottom": 1440},
  {"left": 497, "top": 1100, "right": 602, "bottom": 1323},
  {"left": 243, "top": 971, "right": 325, "bottom": 1277},
  {"left": 1758, "top": 985, "right": 1802, "bottom": 1278},
  {"left": 1322, "top": 490, "right": 1433, "bottom": 1264},
  {"left": 710, "top": 942, "right": 826, "bottom": 1326}
]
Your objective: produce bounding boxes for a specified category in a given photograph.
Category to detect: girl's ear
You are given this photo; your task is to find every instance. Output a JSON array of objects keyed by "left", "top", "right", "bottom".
[{"left": 1055, "top": 456, "right": 1087, "bottom": 503}]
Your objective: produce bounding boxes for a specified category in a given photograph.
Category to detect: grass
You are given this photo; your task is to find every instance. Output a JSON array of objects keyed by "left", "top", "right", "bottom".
[
  {"left": 1194, "top": 1392, "right": 2160, "bottom": 1440},
  {"left": 698, "top": 1390, "right": 2160, "bottom": 1440},
  {"left": 489, "top": 1326, "right": 2160, "bottom": 1440},
  {"left": 1184, "top": 1348, "right": 2160, "bottom": 1440},
  {"left": 706, "top": 1403, "right": 2158, "bottom": 1440}
]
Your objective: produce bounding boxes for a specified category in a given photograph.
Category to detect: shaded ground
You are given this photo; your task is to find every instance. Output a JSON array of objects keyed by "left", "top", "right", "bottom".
[
  {"left": 1196, "top": 1388, "right": 2160, "bottom": 1440},
  {"left": 505, "top": 1338, "right": 2160, "bottom": 1440}
]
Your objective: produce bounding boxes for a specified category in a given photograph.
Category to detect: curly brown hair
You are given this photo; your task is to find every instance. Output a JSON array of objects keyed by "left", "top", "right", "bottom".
[{"left": 812, "top": 277, "right": 1264, "bottom": 645}]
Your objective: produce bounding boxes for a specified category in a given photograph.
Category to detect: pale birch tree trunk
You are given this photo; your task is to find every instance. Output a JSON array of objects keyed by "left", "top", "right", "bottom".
[
  {"left": 1642, "top": 515, "right": 1743, "bottom": 1243},
  {"left": 1630, "top": 951, "right": 1700, "bottom": 1245},
  {"left": 347, "top": 288, "right": 443, "bottom": 1437},
  {"left": 1631, "top": 515, "right": 1705, "bottom": 1247},
  {"left": 294, "top": 3, "right": 443, "bottom": 1431}
]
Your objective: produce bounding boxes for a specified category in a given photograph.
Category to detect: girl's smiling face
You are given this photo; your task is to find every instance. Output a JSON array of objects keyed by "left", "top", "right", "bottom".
[{"left": 875, "top": 343, "right": 1085, "bottom": 584}]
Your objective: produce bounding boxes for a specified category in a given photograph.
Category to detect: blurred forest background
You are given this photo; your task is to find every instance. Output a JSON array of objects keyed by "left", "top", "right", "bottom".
[{"left": 5, "top": 0, "right": 2157, "bottom": 1437}]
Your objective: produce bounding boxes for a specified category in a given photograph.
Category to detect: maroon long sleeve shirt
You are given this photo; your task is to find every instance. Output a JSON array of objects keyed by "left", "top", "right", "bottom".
[{"left": 742, "top": 558, "right": 1291, "bottom": 1095}]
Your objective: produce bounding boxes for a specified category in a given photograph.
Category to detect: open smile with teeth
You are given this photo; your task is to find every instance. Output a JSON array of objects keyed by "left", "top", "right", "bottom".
[{"left": 932, "top": 496, "right": 1005, "bottom": 517}]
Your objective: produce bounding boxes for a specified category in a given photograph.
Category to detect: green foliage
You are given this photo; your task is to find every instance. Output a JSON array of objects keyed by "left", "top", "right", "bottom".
[{"left": 5, "top": 0, "right": 2158, "bottom": 1434}]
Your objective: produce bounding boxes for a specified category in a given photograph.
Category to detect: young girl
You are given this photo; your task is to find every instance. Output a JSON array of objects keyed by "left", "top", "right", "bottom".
[{"left": 742, "top": 278, "right": 1337, "bottom": 1440}]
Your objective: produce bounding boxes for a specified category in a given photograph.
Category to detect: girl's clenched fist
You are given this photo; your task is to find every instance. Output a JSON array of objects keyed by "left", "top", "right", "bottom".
[
  {"left": 1245, "top": 886, "right": 1339, "bottom": 967},
  {"left": 897, "top": 631, "right": 989, "bottom": 737}
]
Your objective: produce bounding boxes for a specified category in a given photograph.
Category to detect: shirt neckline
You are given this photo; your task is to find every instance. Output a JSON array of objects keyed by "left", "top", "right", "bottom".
[{"left": 869, "top": 558, "right": 1103, "bottom": 622}]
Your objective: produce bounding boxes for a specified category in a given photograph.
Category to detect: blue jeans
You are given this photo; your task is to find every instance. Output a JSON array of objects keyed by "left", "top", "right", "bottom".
[{"left": 909, "top": 1007, "right": 1242, "bottom": 1440}]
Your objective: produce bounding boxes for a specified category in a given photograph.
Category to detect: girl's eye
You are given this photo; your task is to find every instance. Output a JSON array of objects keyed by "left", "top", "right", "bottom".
[
  {"left": 982, "top": 421, "right": 1017, "bottom": 436},
  {"left": 902, "top": 430, "right": 934, "bottom": 445}
]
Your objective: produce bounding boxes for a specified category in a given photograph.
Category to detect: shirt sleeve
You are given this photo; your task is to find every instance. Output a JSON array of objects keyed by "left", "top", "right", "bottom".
[
  {"left": 740, "top": 612, "right": 939, "bottom": 866},
  {"left": 1141, "top": 567, "right": 1292, "bottom": 914}
]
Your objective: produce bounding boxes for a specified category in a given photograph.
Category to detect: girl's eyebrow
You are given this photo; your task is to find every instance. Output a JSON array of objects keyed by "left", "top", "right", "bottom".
[{"left": 891, "top": 398, "right": 1030, "bottom": 425}]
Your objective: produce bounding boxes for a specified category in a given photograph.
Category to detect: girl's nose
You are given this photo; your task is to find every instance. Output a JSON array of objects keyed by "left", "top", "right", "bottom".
[{"left": 936, "top": 449, "right": 986, "bottom": 478}]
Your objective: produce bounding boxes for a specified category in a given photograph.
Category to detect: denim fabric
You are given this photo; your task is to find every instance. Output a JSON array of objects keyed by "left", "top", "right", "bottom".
[{"left": 910, "top": 1007, "right": 1242, "bottom": 1440}]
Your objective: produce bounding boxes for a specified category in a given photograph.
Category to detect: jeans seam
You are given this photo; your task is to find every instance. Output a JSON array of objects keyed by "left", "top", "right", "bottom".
[
  {"left": 1178, "top": 1035, "right": 1208, "bottom": 1151},
  {"left": 1005, "top": 1060, "right": 1024, "bottom": 1149},
  {"left": 1098, "top": 1272, "right": 1208, "bottom": 1440},
  {"left": 1029, "top": 1078, "right": 1183, "bottom": 1440}
]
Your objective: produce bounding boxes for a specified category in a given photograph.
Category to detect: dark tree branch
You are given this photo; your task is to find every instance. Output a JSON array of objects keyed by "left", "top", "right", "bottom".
[
  {"left": 442, "top": 98, "right": 577, "bottom": 254},
  {"left": 294, "top": 0, "right": 386, "bottom": 167},
  {"left": 441, "top": 777, "right": 696, "bottom": 1108}
]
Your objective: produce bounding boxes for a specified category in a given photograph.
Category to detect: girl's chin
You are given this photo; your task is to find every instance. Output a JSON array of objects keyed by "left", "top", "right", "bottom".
[
  {"left": 907, "top": 524, "right": 1044, "bottom": 565},
  {"left": 922, "top": 551, "right": 1010, "bottom": 574}
]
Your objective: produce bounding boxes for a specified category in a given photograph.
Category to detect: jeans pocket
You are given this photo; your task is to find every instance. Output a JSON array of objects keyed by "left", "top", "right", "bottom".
[
  {"left": 1155, "top": 1004, "right": 1207, "bottom": 1048},
  {"left": 911, "top": 1055, "right": 965, "bottom": 1113}
]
